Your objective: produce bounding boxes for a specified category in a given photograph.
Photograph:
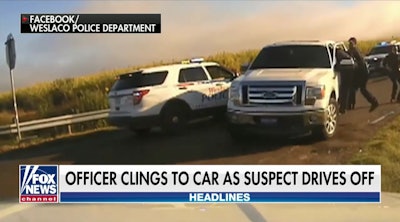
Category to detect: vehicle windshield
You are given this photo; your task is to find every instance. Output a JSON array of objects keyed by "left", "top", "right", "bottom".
[
  {"left": 110, "top": 70, "right": 168, "bottom": 91},
  {"left": 249, "top": 45, "right": 331, "bottom": 69},
  {"left": 368, "top": 46, "right": 392, "bottom": 55}
]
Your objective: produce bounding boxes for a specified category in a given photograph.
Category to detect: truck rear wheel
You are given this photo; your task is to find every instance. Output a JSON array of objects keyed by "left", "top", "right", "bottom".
[{"left": 313, "top": 98, "right": 338, "bottom": 140}]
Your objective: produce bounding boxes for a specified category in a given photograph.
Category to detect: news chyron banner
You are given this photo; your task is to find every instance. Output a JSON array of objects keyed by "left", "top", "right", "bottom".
[
  {"left": 21, "top": 14, "right": 161, "bottom": 33},
  {"left": 19, "top": 165, "right": 381, "bottom": 204}
]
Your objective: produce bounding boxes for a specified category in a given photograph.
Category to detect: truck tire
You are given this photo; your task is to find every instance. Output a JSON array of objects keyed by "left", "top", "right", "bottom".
[
  {"left": 313, "top": 98, "right": 338, "bottom": 140},
  {"left": 161, "top": 104, "right": 189, "bottom": 135}
]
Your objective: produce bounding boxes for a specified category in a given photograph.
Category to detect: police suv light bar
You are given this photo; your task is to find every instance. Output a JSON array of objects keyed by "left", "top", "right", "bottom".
[
  {"left": 190, "top": 58, "right": 204, "bottom": 63},
  {"left": 181, "top": 58, "right": 204, "bottom": 64},
  {"left": 379, "top": 42, "right": 388, "bottom": 46}
]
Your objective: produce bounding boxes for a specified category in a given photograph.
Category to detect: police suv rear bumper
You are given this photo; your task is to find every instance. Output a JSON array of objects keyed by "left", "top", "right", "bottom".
[
  {"left": 108, "top": 115, "right": 159, "bottom": 130},
  {"left": 226, "top": 109, "right": 326, "bottom": 136}
]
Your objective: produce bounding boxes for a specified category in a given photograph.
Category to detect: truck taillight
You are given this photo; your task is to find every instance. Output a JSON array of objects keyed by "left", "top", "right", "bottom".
[{"left": 133, "top": 89, "right": 150, "bottom": 105}]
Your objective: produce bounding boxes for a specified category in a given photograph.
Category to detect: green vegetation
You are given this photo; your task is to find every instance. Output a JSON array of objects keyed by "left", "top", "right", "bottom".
[
  {"left": 0, "top": 50, "right": 259, "bottom": 125},
  {"left": 0, "top": 38, "right": 398, "bottom": 126},
  {"left": 351, "top": 116, "right": 400, "bottom": 193}
]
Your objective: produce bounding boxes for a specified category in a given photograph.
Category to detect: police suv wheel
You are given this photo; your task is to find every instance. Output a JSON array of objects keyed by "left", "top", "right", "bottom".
[
  {"left": 313, "top": 98, "right": 338, "bottom": 140},
  {"left": 161, "top": 106, "right": 189, "bottom": 135}
]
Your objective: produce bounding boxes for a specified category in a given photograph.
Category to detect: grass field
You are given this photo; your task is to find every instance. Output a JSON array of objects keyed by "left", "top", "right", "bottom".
[{"left": 351, "top": 116, "right": 400, "bottom": 193}]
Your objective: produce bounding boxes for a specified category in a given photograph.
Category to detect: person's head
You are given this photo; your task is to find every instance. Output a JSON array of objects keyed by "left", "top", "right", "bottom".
[{"left": 348, "top": 37, "right": 357, "bottom": 48}]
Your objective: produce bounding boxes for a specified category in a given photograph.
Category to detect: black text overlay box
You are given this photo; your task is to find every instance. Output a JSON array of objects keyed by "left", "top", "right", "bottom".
[{"left": 21, "top": 14, "right": 161, "bottom": 33}]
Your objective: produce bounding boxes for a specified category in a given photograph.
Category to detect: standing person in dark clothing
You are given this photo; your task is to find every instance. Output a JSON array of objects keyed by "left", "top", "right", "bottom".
[
  {"left": 335, "top": 47, "right": 355, "bottom": 114},
  {"left": 347, "top": 37, "right": 379, "bottom": 112},
  {"left": 383, "top": 45, "right": 400, "bottom": 103},
  {"left": 347, "top": 84, "right": 357, "bottom": 110}
]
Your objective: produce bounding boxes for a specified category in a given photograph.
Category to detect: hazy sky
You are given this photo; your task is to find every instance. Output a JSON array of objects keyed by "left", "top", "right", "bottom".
[{"left": 0, "top": 0, "right": 399, "bottom": 92}]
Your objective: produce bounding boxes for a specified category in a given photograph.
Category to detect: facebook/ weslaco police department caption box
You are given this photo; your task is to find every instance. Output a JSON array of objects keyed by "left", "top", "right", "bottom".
[
  {"left": 19, "top": 165, "right": 381, "bottom": 203},
  {"left": 21, "top": 14, "right": 161, "bottom": 33}
]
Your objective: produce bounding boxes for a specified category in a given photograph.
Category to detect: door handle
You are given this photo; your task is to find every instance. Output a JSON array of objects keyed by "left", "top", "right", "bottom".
[
  {"left": 178, "top": 87, "right": 187, "bottom": 90},
  {"left": 215, "top": 83, "right": 223, "bottom": 86}
]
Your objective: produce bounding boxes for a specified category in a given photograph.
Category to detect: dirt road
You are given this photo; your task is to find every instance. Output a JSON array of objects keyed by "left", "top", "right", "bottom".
[{"left": 0, "top": 76, "right": 399, "bottom": 200}]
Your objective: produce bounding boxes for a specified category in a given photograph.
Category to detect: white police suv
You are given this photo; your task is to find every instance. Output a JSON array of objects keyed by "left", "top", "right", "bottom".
[{"left": 108, "top": 58, "right": 237, "bottom": 135}]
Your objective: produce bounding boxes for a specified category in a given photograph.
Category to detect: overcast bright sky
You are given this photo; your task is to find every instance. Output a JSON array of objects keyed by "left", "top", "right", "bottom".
[{"left": 0, "top": 0, "right": 399, "bottom": 92}]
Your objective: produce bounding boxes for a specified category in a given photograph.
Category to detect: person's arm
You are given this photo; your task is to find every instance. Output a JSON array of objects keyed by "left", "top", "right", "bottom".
[
  {"left": 336, "top": 49, "right": 352, "bottom": 62},
  {"left": 383, "top": 55, "right": 388, "bottom": 67},
  {"left": 336, "top": 50, "right": 343, "bottom": 63},
  {"left": 392, "top": 54, "right": 400, "bottom": 68},
  {"left": 353, "top": 48, "right": 364, "bottom": 63}
]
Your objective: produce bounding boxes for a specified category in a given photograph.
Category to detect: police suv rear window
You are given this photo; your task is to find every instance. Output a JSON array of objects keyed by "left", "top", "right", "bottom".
[
  {"left": 205, "top": 65, "right": 235, "bottom": 80},
  {"left": 369, "top": 46, "right": 392, "bottom": 55},
  {"left": 111, "top": 71, "right": 168, "bottom": 91}
]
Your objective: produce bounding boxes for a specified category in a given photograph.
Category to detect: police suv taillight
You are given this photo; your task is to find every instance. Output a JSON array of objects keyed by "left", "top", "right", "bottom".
[{"left": 133, "top": 89, "right": 150, "bottom": 105}]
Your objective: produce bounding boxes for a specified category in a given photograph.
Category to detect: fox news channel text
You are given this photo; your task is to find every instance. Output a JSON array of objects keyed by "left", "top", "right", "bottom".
[
  {"left": 20, "top": 14, "right": 161, "bottom": 33},
  {"left": 19, "top": 164, "right": 381, "bottom": 203}
]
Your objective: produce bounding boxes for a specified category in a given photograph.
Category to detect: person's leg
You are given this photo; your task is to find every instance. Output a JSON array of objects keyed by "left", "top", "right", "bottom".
[
  {"left": 339, "top": 73, "right": 349, "bottom": 113},
  {"left": 388, "top": 72, "right": 398, "bottom": 102},
  {"left": 348, "top": 77, "right": 358, "bottom": 110},
  {"left": 359, "top": 82, "right": 379, "bottom": 112},
  {"left": 348, "top": 71, "right": 359, "bottom": 110},
  {"left": 396, "top": 72, "right": 400, "bottom": 102},
  {"left": 347, "top": 87, "right": 356, "bottom": 110},
  {"left": 339, "top": 84, "right": 349, "bottom": 113}
]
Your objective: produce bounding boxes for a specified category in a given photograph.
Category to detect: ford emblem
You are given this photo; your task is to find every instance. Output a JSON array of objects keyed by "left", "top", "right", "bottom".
[{"left": 263, "top": 91, "right": 277, "bottom": 99}]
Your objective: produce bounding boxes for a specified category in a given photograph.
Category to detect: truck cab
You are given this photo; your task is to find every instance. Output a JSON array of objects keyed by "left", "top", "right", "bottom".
[{"left": 227, "top": 40, "right": 354, "bottom": 140}]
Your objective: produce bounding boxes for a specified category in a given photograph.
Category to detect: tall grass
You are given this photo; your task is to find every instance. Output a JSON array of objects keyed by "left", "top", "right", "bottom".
[
  {"left": 0, "top": 49, "right": 259, "bottom": 125},
  {"left": 351, "top": 116, "right": 400, "bottom": 192},
  {"left": 0, "top": 38, "right": 397, "bottom": 125}
]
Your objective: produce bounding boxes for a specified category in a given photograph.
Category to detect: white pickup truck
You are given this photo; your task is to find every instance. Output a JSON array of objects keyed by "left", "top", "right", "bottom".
[{"left": 227, "top": 40, "right": 354, "bottom": 140}]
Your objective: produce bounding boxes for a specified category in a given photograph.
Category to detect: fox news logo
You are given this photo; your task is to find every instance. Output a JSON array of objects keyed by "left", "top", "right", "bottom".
[{"left": 19, "top": 165, "right": 58, "bottom": 203}]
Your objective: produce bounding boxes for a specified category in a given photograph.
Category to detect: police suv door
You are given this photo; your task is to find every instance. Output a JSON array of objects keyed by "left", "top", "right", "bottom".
[
  {"left": 203, "top": 65, "right": 235, "bottom": 108},
  {"left": 176, "top": 66, "right": 213, "bottom": 110}
]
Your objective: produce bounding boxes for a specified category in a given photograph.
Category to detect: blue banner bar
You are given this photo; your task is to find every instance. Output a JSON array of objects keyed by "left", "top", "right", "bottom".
[{"left": 60, "top": 192, "right": 380, "bottom": 203}]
